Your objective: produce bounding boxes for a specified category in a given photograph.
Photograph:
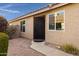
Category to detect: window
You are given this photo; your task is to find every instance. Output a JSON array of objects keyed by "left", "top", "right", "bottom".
[
  {"left": 20, "top": 20, "right": 25, "bottom": 32},
  {"left": 49, "top": 14, "right": 55, "bottom": 30},
  {"left": 48, "top": 11, "right": 64, "bottom": 31},
  {"left": 56, "top": 11, "right": 64, "bottom": 30}
]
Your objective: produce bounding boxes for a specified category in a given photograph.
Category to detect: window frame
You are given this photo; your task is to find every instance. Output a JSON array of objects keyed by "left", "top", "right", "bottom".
[
  {"left": 48, "top": 10, "right": 65, "bottom": 31},
  {"left": 20, "top": 20, "right": 25, "bottom": 32},
  {"left": 48, "top": 14, "right": 56, "bottom": 31}
]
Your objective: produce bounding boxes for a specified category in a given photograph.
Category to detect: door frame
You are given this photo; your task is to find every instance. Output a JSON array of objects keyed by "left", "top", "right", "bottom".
[{"left": 33, "top": 15, "right": 45, "bottom": 42}]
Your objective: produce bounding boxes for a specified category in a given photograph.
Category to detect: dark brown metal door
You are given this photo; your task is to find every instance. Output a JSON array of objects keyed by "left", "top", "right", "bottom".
[{"left": 33, "top": 16, "right": 45, "bottom": 42}]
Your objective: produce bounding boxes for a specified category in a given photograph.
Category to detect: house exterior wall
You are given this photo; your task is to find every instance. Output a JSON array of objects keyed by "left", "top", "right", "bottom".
[
  {"left": 21, "top": 17, "right": 33, "bottom": 39},
  {"left": 9, "top": 3, "right": 79, "bottom": 48},
  {"left": 9, "top": 20, "right": 20, "bottom": 26},
  {"left": 45, "top": 3, "right": 79, "bottom": 48},
  {"left": 9, "top": 16, "right": 33, "bottom": 40}
]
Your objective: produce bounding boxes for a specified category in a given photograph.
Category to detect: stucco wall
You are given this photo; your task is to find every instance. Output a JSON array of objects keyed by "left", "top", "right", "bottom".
[
  {"left": 45, "top": 3, "right": 79, "bottom": 48},
  {"left": 9, "top": 16, "right": 33, "bottom": 40},
  {"left": 9, "top": 20, "right": 20, "bottom": 26},
  {"left": 21, "top": 17, "right": 33, "bottom": 39}
]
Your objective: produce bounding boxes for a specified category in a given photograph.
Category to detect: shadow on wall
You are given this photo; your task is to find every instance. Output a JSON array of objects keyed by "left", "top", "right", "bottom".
[{"left": 6, "top": 25, "right": 21, "bottom": 39}]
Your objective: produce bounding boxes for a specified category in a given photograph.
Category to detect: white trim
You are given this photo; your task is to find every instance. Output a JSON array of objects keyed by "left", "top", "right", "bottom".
[
  {"left": 47, "top": 14, "right": 56, "bottom": 31},
  {"left": 48, "top": 10, "right": 65, "bottom": 32},
  {"left": 55, "top": 12, "right": 56, "bottom": 30},
  {"left": 56, "top": 10, "right": 65, "bottom": 32}
]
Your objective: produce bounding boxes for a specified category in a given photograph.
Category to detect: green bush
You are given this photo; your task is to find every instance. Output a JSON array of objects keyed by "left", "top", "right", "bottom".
[
  {"left": 61, "top": 44, "right": 79, "bottom": 55},
  {"left": 0, "top": 32, "right": 9, "bottom": 56}
]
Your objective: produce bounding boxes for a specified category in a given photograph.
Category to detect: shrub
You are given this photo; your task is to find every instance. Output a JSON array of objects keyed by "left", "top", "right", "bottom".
[
  {"left": 0, "top": 32, "right": 9, "bottom": 56},
  {"left": 61, "top": 44, "right": 79, "bottom": 55},
  {"left": 0, "top": 16, "right": 8, "bottom": 32}
]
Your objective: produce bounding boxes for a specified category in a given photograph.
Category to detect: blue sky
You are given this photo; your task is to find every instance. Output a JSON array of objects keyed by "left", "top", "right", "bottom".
[{"left": 0, "top": 3, "right": 49, "bottom": 21}]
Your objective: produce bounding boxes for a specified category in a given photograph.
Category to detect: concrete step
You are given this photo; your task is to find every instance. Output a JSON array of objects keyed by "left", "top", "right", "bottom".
[{"left": 31, "top": 42, "right": 72, "bottom": 56}]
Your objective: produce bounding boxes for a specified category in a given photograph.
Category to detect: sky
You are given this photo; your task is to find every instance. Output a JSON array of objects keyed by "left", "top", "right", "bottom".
[{"left": 0, "top": 3, "right": 49, "bottom": 21}]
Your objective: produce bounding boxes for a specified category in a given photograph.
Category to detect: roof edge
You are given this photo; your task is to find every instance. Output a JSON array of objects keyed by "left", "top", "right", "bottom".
[{"left": 9, "top": 3, "right": 69, "bottom": 23}]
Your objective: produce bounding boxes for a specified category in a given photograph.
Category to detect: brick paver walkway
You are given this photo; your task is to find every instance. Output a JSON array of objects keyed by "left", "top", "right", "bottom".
[{"left": 8, "top": 38, "right": 45, "bottom": 56}]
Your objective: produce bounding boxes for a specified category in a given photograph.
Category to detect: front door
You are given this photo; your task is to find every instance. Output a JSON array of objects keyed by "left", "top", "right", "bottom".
[{"left": 33, "top": 15, "right": 45, "bottom": 42}]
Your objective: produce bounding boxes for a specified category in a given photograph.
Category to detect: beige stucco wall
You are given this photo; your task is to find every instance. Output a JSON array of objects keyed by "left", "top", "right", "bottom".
[
  {"left": 9, "top": 3, "right": 79, "bottom": 48},
  {"left": 45, "top": 3, "right": 79, "bottom": 48},
  {"left": 9, "top": 16, "right": 33, "bottom": 40},
  {"left": 9, "top": 20, "right": 20, "bottom": 26},
  {"left": 21, "top": 17, "right": 33, "bottom": 39}
]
